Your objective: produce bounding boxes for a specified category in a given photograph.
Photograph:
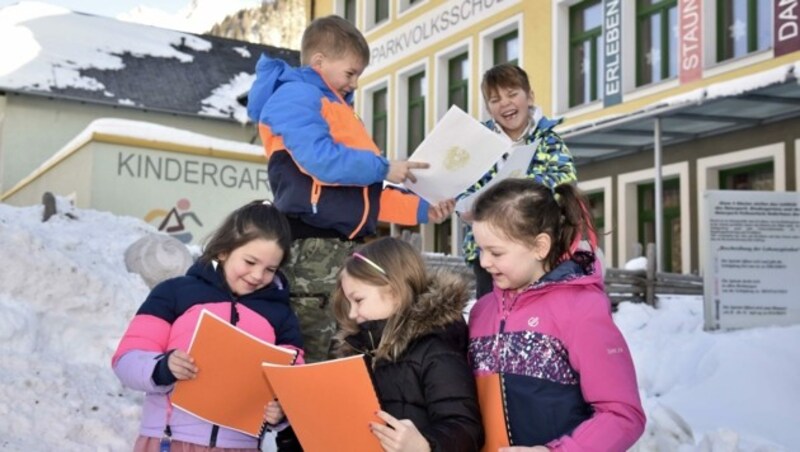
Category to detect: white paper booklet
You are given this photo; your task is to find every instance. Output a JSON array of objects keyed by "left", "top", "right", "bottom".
[
  {"left": 454, "top": 140, "right": 539, "bottom": 214},
  {"left": 404, "top": 106, "right": 510, "bottom": 204}
]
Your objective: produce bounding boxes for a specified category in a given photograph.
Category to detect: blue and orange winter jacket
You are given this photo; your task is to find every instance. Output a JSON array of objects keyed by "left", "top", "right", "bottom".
[
  {"left": 247, "top": 54, "right": 428, "bottom": 240},
  {"left": 112, "top": 260, "right": 304, "bottom": 448},
  {"left": 468, "top": 252, "right": 645, "bottom": 450}
]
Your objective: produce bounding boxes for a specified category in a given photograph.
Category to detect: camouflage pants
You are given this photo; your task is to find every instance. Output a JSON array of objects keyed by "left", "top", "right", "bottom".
[{"left": 282, "top": 237, "right": 358, "bottom": 363}]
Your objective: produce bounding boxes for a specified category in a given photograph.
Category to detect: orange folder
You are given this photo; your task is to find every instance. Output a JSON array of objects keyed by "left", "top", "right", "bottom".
[
  {"left": 476, "top": 373, "right": 510, "bottom": 452},
  {"left": 172, "top": 310, "right": 298, "bottom": 436},
  {"left": 262, "top": 355, "right": 382, "bottom": 452}
]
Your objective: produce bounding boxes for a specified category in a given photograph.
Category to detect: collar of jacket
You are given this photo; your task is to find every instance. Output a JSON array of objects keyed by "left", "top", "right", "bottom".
[{"left": 185, "top": 260, "right": 291, "bottom": 305}]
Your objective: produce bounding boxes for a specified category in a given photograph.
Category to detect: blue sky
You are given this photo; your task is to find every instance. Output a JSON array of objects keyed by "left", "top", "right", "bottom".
[{"left": 0, "top": 0, "right": 188, "bottom": 18}]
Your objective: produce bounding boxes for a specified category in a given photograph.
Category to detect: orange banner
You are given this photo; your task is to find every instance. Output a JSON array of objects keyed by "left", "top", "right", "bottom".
[{"left": 172, "top": 310, "right": 298, "bottom": 436}]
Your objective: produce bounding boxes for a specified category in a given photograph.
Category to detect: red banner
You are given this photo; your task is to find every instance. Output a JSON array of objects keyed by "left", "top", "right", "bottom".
[
  {"left": 679, "top": 0, "right": 702, "bottom": 84},
  {"left": 774, "top": 0, "right": 800, "bottom": 57}
]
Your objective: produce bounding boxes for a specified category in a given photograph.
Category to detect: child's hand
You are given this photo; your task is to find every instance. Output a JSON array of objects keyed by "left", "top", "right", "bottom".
[
  {"left": 264, "top": 400, "right": 285, "bottom": 425},
  {"left": 428, "top": 199, "right": 455, "bottom": 224},
  {"left": 370, "top": 410, "right": 430, "bottom": 452},
  {"left": 387, "top": 160, "right": 429, "bottom": 184},
  {"left": 167, "top": 349, "right": 198, "bottom": 380}
]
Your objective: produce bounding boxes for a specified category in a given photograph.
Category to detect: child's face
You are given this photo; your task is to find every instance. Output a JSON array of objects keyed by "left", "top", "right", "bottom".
[
  {"left": 484, "top": 85, "right": 534, "bottom": 139},
  {"left": 219, "top": 238, "right": 284, "bottom": 296},
  {"left": 340, "top": 270, "right": 399, "bottom": 324},
  {"left": 473, "top": 221, "right": 546, "bottom": 293},
  {"left": 311, "top": 52, "right": 365, "bottom": 99}
]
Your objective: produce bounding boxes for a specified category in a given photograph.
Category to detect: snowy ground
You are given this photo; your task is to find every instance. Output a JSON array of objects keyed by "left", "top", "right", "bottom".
[{"left": 0, "top": 201, "right": 797, "bottom": 451}]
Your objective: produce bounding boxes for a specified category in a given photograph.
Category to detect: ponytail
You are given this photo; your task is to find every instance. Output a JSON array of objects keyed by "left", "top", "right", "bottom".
[{"left": 551, "top": 184, "right": 597, "bottom": 269}]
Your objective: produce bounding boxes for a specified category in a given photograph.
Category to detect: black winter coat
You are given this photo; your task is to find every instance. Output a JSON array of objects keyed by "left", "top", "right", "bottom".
[{"left": 338, "top": 271, "right": 484, "bottom": 452}]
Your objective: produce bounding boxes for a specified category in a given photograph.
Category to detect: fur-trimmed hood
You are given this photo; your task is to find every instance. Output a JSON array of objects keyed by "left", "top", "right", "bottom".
[{"left": 337, "top": 269, "right": 471, "bottom": 360}]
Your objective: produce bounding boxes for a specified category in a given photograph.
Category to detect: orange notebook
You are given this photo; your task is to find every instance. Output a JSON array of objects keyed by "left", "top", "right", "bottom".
[
  {"left": 476, "top": 373, "right": 510, "bottom": 452},
  {"left": 262, "top": 355, "right": 382, "bottom": 452},
  {"left": 172, "top": 310, "right": 298, "bottom": 436}
]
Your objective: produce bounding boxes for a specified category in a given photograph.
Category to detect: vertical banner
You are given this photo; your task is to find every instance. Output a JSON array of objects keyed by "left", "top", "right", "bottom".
[
  {"left": 678, "top": 0, "right": 702, "bottom": 84},
  {"left": 774, "top": 0, "right": 800, "bottom": 57},
  {"left": 603, "top": 0, "right": 622, "bottom": 107},
  {"left": 703, "top": 190, "right": 800, "bottom": 331}
]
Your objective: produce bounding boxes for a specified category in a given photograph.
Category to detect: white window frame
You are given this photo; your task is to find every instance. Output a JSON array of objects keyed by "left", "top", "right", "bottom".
[
  {"left": 478, "top": 14, "right": 523, "bottom": 121},
  {"left": 578, "top": 176, "right": 614, "bottom": 268},
  {"left": 616, "top": 161, "right": 691, "bottom": 273},
  {"left": 394, "top": 59, "right": 429, "bottom": 160},
  {"left": 434, "top": 38, "right": 474, "bottom": 121},
  {"left": 796, "top": 139, "right": 800, "bottom": 194},
  {"left": 554, "top": 0, "right": 636, "bottom": 117},
  {"left": 358, "top": 76, "right": 392, "bottom": 157},
  {"left": 696, "top": 143, "right": 785, "bottom": 275}
]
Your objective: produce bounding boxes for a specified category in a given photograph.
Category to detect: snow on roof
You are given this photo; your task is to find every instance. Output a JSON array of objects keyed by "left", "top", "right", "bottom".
[
  {"left": 4, "top": 117, "right": 265, "bottom": 197},
  {"left": 0, "top": 1, "right": 298, "bottom": 122},
  {"left": 560, "top": 60, "right": 800, "bottom": 135}
]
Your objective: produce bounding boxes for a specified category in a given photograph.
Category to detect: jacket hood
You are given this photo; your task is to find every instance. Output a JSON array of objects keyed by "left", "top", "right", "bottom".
[
  {"left": 186, "top": 259, "right": 291, "bottom": 306},
  {"left": 339, "top": 269, "right": 471, "bottom": 358},
  {"left": 247, "top": 53, "right": 350, "bottom": 123},
  {"left": 492, "top": 250, "right": 603, "bottom": 299}
]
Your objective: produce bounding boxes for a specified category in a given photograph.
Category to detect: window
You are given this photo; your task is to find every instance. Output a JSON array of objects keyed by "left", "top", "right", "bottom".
[
  {"left": 638, "top": 179, "right": 681, "bottom": 272},
  {"left": 434, "top": 220, "right": 452, "bottom": 254},
  {"left": 408, "top": 72, "right": 426, "bottom": 152},
  {"left": 719, "top": 161, "right": 774, "bottom": 190},
  {"left": 637, "top": 0, "right": 678, "bottom": 86},
  {"left": 569, "top": 1, "right": 603, "bottom": 107},
  {"left": 372, "top": 88, "right": 388, "bottom": 157},
  {"left": 344, "top": 0, "right": 356, "bottom": 25},
  {"left": 376, "top": 0, "right": 389, "bottom": 24},
  {"left": 717, "top": 0, "right": 772, "bottom": 62},
  {"left": 448, "top": 53, "right": 469, "bottom": 111},
  {"left": 493, "top": 31, "right": 519, "bottom": 65},
  {"left": 587, "top": 191, "right": 605, "bottom": 235}
]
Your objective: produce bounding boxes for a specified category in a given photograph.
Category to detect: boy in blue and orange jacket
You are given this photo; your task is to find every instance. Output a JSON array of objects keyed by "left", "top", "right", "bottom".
[{"left": 247, "top": 15, "right": 453, "bottom": 365}]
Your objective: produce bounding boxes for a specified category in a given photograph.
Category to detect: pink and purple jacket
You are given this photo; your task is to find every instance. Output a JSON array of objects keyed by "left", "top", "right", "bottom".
[
  {"left": 112, "top": 260, "right": 304, "bottom": 448},
  {"left": 468, "top": 252, "right": 645, "bottom": 451}
]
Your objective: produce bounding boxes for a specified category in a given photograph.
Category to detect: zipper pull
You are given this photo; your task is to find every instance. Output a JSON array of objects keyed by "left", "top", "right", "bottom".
[{"left": 312, "top": 203, "right": 318, "bottom": 214}]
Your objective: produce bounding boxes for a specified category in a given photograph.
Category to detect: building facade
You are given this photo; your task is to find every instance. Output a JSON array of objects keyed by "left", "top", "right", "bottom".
[{"left": 308, "top": 0, "right": 800, "bottom": 273}]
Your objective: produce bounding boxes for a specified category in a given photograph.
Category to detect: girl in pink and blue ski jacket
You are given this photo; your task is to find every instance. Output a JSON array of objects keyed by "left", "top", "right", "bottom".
[
  {"left": 112, "top": 201, "right": 304, "bottom": 451},
  {"left": 468, "top": 179, "right": 645, "bottom": 451}
]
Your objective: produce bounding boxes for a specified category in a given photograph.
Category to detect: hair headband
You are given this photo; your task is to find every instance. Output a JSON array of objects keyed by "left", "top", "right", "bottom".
[{"left": 352, "top": 252, "right": 387, "bottom": 276}]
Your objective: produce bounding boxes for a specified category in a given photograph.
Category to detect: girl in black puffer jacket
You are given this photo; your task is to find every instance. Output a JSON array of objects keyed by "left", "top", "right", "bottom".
[{"left": 329, "top": 237, "right": 484, "bottom": 452}]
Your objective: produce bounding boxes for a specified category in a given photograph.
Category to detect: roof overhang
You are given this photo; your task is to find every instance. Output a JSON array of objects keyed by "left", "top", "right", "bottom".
[{"left": 559, "top": 61, "right": 800, "bottom": 165}]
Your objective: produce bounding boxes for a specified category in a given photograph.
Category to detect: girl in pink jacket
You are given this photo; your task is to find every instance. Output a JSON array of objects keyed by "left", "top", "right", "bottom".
[{"left": 468, "top": 179, "right": 645, "bottom": 451}]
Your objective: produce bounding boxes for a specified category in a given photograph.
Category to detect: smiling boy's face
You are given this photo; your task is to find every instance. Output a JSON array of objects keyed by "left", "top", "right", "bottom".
[
  {"left": 484, "top": 85, "right": 534, "bottom": 139},
  {"left": 311, "top": 51, "right": 366, "bottom": 99}
]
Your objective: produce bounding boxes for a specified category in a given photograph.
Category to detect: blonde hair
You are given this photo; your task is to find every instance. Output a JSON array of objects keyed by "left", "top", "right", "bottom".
[
  {"left": 332, "top": 237, "right": 427, "bottom": 362},
  {"left": 301, "top": 15, "right": 370, "bottom": 66}
]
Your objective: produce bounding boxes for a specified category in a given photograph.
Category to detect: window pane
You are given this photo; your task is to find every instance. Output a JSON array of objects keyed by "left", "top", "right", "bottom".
[
  {"left": 376, "top": 0, "right": 389, "bottom": 23},
  {"left": 570, "top": 42, "right": 589, "bottom": 105},
  {"left": 408, "top": 74, "right": 426, "bottom": 151},
  {"left": 372, "top": 88, "right": 387, "bottom": 156},
  {"left": 344, "top": 0, "right": 356, "bottom": 24},
  {"left": 756, "top": 0, "right": 772, "bottom": 51},
  {"left": 668, "top": 6, "right": 678, "bottom": 78},
  {"left": 494, "top": 31, "right": 519, "bottom": 65}
]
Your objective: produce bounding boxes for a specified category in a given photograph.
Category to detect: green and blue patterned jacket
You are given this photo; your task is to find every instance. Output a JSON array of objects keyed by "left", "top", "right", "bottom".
[{"left": 459, "top": 109, "right": 577, "bottom": 263}]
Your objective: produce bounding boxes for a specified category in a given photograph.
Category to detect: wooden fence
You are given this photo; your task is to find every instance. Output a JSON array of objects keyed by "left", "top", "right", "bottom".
[{"left": 423, "top": 243, "right": 703, "bottom": 306}]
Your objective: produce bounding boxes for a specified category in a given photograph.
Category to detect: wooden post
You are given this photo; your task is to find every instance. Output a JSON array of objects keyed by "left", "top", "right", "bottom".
[{"left": 645, "top": 243, "right": 656, "bottom": 306}]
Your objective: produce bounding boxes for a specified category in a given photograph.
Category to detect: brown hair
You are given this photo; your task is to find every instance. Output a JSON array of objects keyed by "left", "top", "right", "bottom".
[
  {"left": 199, "top": 200, "right": 292, "bottom": 267},
  {"left": 301, "top": 15, "right": 370, "bottom": 66},
  {"left": 472, "top": 179, "right": 596, "bottom": 271},
  {"left": 481, "top": 63, "right": 533, "bottom": 101},
  {"left": 332, "top": 237, "right": 428, "bottom": 362}
]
